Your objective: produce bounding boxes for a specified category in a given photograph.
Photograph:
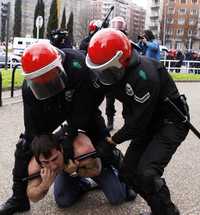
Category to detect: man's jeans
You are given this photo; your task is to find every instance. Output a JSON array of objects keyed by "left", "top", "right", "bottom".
[{"left": 54, "top": 166, "right": 127, "bottom": 208}]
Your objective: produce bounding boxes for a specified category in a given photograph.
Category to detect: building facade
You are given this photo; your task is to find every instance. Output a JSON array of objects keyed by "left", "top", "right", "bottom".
[
  {"left": 148, "top": 0, "right": 164, "bottom": 40},
  {"left": 88, "top": 0, "right": 146, "bottom": 42},
  {"left": 129, "top": 2, "right": 146, "bottom": 42},
  {"left": 147, "top": 0, "right": 200, "bottom": 50},
  {"left": 162, "top": 0, "right": 200, "bottom": 50}
]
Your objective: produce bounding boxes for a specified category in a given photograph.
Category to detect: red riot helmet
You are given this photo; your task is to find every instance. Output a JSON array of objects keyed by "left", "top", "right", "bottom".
[
  {"left": 88, "top": 19, "right": 102, "bottom": 33},
  {"left": 88, "top": 20, "right": 97, "bottom": 33},
  {"left": 86, "top": 28, "right": 132, "bottom": 85},
  {"left": 110, "top": 16, "right": 127, "bottom": 32},
  {"left": 21, "top": 41, "right": 67, "bottom": 100}
]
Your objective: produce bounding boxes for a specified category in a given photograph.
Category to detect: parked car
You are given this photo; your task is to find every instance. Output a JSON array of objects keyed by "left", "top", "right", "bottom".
[{"left": 0, "top": 48, "right": 21, "bottom": 68}]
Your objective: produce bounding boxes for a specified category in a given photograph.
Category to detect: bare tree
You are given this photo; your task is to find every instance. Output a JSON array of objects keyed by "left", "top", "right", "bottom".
[{"left": 76, "top": 7, "right": 90, "bottom": 45}]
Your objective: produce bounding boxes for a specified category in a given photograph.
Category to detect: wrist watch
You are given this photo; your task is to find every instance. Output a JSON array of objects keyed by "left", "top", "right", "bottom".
[{"left": 70, "top": 171, "right": 79, "bottom": 177}]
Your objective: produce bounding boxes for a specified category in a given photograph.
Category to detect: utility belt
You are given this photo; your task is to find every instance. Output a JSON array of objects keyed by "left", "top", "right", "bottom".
[{"left": 163, "top": 94, "right": 190, "bottom": 124}]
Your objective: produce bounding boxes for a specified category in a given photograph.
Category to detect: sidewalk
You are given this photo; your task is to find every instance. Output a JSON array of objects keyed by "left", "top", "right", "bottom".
[{"left": 1, "top": 88, "right": 22, "bottom": 106}]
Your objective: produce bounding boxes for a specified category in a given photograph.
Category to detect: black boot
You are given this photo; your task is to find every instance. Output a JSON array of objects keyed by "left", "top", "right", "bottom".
[
  {"left": 107, "top": 117, "right": 114, "bottom": 131},
  {"left": 140, "top": 178, "right": 180, "bottom": 215},
  {"left": 140, "top": 205, "right": 180, "bottom": 215},
  {"left": 0, "top": 196, "right": 30, "bottom": 215},
  {"left": 0, "top": 134, "right": 32, "bottom": 215},
  {"left": 125, "top": 186, "right": 137, "bottom": 202}
]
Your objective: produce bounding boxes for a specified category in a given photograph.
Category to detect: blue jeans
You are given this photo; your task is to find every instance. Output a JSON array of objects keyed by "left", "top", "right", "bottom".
[{"left": 54, "top": 166, "right": 127, "bottom": 208}]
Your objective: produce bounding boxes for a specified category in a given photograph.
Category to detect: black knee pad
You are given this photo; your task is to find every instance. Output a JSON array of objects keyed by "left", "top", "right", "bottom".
[
  {"left": 15, "top": 134, "right": 32, "bottom": 159},
  {"left": 137, "top": 169, "right": 164, "bottom": 194},
  {"left": 13, "top": 134, "right": 33, "bottom": 179}
]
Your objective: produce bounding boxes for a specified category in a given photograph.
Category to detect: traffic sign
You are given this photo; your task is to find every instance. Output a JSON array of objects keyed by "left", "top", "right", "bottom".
[{"left": 36, "top": 16, "right": 43, "bottom": 28}]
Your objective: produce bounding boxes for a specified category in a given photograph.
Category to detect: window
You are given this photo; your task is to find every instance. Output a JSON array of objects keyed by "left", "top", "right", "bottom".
[
  {"left": 167, "top": 18, "right": 174, "bottom": 24},
  {"left": 167, "top": 29, "right": 173, "bottom": 35},
  {"left": 177, "top": 29, "right": 184, "bottom": 36},
  {"left": 179, "top": 8, "right": 186, "bottom": 14},
  {"left": 178, "top": 18, "right": 185, "bottom": 24},
  {"left": 188, "top": 30, "right": 193, "bottom": 36},
  {"left": 175, "top": 41, "right": 182, "bottom": 50},
  {"left": 189, "top": 18, "right": 195, "bottom": 25},
  {"left": 191, "top": 9, "right": 198, "bottom": 15},
  {"left": 192, "top": 0, "right": 197, "bottom": 3},
  {"left": 168, "top": 7, "right": 175, "bottom": 14}
]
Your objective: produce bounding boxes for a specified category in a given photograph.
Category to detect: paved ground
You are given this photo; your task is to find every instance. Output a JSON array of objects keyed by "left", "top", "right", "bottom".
[{"left": 0, "top": 83, "right": 200, "bottom": 215}]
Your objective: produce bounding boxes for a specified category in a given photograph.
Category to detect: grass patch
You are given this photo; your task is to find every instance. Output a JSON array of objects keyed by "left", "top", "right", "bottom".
[
  {"left": 170, "top": 72, "right": 200, "bottom": 81},
  {"left": 1, "top": 68, "right": 24, "bottom": 90}
]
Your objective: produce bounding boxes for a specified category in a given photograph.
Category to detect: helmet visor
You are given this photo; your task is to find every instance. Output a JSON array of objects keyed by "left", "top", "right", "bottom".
[
  {"left": 27, "top": 66, "right": 67, "bottom": 100},
  {"left": 93, "top": 67, "right": 125, "bottom": 85}
]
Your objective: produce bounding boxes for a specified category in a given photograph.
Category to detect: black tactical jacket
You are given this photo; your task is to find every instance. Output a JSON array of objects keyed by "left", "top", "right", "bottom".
[
  {"left": 22, "top": 48, "right": 105, "bottom": 145},
  {"left": 93, "top": 51, "right": 181, "bottom": 144}
]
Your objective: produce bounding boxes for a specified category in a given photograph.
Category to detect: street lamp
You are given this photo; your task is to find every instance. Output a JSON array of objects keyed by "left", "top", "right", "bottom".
[{"left": 163, "top": 0, "right": 168, "bottom": 46}]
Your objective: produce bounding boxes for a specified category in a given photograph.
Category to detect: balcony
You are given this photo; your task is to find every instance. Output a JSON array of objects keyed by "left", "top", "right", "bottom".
[
  {"left": 150, "top": 12, "right": 159, "bottom": 18},
  {"left": 150, "top": 25, "right": 158, "bottom": 31},
  {"left": 151, "top": 2, "right": 160, "bottom": 9}
]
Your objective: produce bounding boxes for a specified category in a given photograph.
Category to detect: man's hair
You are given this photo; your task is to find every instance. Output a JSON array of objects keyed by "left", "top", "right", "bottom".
[
  {"left": 31, "top": 134, "right": 62, "bottom": 165},
  {"left": 144, "top": 30, "right": 155, "bottom": 41}
]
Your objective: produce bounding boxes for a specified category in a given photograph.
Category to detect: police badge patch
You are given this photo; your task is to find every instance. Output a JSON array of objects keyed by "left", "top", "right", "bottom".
[
  {"left": 92, "top": 80, "right": 100, "bottom": 89},
  {"left": 125, "top": 83, "right": 150, "bottom": 103},
  {"left": 125, "top": 83, "right": 134, "bottom": 96}
]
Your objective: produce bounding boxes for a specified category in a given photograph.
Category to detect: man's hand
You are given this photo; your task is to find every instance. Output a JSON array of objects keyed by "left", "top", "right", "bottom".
[
  {"left": 40, "top": 167, "right": 57, "bottom": 191},
  {"left": 106, "top": 137, "right": 117, "bottom": 145},
  {"left": 64, "top": 159, "right": 79, "bottom": 175}
]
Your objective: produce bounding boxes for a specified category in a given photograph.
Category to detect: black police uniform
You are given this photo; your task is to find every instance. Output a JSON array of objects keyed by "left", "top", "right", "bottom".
[
  {"left": 49, "top": 29, "right": 73, "bottom": 49},
  {"left": 79, "top": 34, "right": 93, "bottom": 53},
  {"left": 105, "top": 92, "right": 116, "bottom": 130},
  {"left": 94, "top": 51, "right": 189, "bottom": 215},
  {"left": 80, "top": 33, "right": 116, "bottom": 131},
  {"left": 0, "top": 48, "right": 106, "bottom": 215}
]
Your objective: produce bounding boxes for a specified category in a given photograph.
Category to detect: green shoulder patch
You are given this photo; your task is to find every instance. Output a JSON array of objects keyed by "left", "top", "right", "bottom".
[
  {"left": 138, "top": 69, "right": 147, "bottom": 80},
  {"left": 72, "top": 61, "right": 82, "bottom": 69}
]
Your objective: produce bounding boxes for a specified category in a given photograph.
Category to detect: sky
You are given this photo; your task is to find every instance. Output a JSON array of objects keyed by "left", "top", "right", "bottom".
[{"left": 132, "top": 0, "right": 148, "bottom": 9}]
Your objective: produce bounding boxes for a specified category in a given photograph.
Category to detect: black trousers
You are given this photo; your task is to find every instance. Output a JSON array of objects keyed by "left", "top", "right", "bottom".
[
  {"left": 12, "top": 134, "right": 33, "bottom": 199},
  {"left": 105, "top": 93, "right": 116, "bottom": 118},
  {"left": 120, "top": 121, "right": 189, "bottom": 215}
]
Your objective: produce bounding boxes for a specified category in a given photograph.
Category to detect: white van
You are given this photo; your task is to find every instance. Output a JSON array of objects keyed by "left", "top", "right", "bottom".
[{"left": 12, "top": 37, "right": 50, "bottom": 56}]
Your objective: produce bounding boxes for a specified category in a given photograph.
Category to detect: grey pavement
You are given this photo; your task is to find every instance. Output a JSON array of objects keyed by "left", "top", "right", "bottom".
[{"left": 0, "top": 83, "right": 200, "bottom": 215}]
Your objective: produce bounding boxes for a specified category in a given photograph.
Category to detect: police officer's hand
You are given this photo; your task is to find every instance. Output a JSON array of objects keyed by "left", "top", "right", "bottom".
[
  {"left": 106, "top": 137, "right": 117, "bottom": 145},
  {"left": 64, "top": 159, "right": 79, "bottom": 175},
  {"left": 40, "top": 167, "right": 57, "bottom": 190}
]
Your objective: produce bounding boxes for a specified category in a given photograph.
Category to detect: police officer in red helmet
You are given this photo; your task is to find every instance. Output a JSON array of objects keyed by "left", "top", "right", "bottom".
[
  {"left": 86, "top": 28, "right": 190, "bottom": 215},
  {"left": 79, "top": 19, "right": 102, "bottom": 53},
  {"left": 22, "top": 42, "right": 67, "bottom": 100}
]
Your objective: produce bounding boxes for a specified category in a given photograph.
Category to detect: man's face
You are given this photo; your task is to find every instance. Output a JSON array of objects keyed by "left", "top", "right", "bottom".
[{"left": 39, "top": 149, "right": 64, "bottom": 173}]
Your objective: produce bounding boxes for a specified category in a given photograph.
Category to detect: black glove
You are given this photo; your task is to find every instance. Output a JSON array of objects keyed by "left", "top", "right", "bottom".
[{"left": 96, "top": 140, "right": 124, "bottom": 170}]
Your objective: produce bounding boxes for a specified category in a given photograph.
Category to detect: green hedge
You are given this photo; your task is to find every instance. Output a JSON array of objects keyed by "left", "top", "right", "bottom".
[{"left": 1, "top": 69, "right": 200, "bottom": 90}]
